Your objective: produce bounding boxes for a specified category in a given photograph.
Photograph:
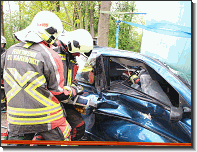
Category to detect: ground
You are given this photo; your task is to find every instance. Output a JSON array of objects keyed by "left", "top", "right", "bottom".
[{"left": 1, "top": 112, "right": 7, "bottom": 146}]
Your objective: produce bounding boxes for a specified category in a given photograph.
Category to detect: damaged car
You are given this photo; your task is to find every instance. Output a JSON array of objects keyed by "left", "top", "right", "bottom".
[{"left": 76, "top": 45, "right": 191, "bottom": 143}]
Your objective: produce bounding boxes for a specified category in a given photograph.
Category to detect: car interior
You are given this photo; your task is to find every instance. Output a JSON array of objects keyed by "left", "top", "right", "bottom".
[
  {"left": 107, "top": 56, "right": 180, "bottom": 108},
  {"left": 77, "top": 53, "right": 191, "bottom": 118}
]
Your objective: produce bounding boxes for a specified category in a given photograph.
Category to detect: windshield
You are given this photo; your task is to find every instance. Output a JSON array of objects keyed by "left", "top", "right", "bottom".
[
  {"left": 165, "top": 64, "right": 191, "bottom": 89},
  {"left": 143, "top": 53, "right": 191, "bottom": 90}
]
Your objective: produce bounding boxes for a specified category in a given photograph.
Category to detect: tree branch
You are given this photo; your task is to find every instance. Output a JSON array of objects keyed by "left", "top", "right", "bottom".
[
  {"left": 8, "top": 1, "right": 16, "bottom": 43},
  {"left": 62, "top": 1, "right": 74, "bottom": 29},
  {"left": 61, "top": 20, "right": 73, "bottom": 27},
  {"left": 31, "top": 1, "right": 42, "bottom": 11}
]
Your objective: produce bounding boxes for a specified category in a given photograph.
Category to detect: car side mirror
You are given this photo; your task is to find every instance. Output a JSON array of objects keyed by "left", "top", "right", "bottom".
[{"left": 170, "top": 107, "right": 183, "bottom": 123}]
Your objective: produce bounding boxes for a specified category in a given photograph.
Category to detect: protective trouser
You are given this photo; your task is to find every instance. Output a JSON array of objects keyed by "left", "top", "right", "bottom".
[
  {"left": 63, "top": 104, "right": 85, "bottom": 141},
  {"left": 1, "top": 81, "right": 6, "bottom": 111},
  {"left": 53, "top": 41, "right": 85, "bottom": 141},
  {"left": 7, "top": 133, "right": 35, "bottom": 146},
  {"left": 7, "top": 121, "right": 71, "bottom": 146},
  {"left": 33, "top": 104, "right": 85, "bottom": 142},
  {"left": 1, "top": 88, "right": 6, "bottom": 111}
]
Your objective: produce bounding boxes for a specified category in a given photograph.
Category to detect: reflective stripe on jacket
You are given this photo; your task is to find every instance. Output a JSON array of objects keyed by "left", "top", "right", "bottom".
[{"left": 1, "top": 41, "right": 71, "bottom": 136}]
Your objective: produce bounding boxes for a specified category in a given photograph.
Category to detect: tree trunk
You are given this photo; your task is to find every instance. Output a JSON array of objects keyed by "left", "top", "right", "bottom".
[
  {"left": 97, "top": 1, "right": 112, "bottom": 47},
  {"left": 78, "top": 2, "right": 83, "bottom": 29},
  {"left": 73, "top": 1, "right": 77, "bottom": 30},
  {"left": 50, "top": 1, "right": 55, "bottom": 12},
  {"left": 18, "top": 1, "right": 22, "bottom": 30},
  {"left": 8, "top": 1, "right": 16, "bottom": 43},
  {"left": 85, "top": 1, "right": 89, "bottom": 30},
  {"left": 1, "top": 1, "right": 4, "bottom": 36},
  {"left": 40, "top": 1, "right": 42, "bottom": 10},
  {"left": 56, "top": 1, "right": 60, "bottom": 12},
  {"left": 90, "top": 1, "right": 95, "bottom": 38},
  {"left": 98, "top": 1, "right": 101, "bottom": 19}
]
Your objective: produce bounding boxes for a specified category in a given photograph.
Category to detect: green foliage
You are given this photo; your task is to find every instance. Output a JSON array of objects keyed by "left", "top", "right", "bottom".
[
  {"left": 4, "top": 10, "right": 32, "bottom": 49},
  {"left": 108, "top": 16, "right": 117, "bottom": 49},
  {"left": 3, "top": 1, "right": 144, "bottom": 52},
  {"left": 108, "top": 1, "right": 145, "bottom": 52}
]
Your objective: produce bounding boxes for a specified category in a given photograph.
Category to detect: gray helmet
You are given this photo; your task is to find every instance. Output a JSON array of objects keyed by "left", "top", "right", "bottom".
[{"left": 1, "top": 35, "right": 6, "bottom": 48}]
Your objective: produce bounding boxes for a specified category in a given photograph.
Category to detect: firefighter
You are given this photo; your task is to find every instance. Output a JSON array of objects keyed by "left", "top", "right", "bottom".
[
  {"left": 1, "top": 11, "right": 82, "bottom": 146},
  {"left": 1, "top": 35, "right": 6, "bottom": 54},
  {"left": 32, "top": 29, "right": 94, "bottom": 144},
  {"left": 54, "top": 29, "right": 93, "bottom": 141},
  {"left": 1, "top": 35, "right": 7, "bottom": 111}
]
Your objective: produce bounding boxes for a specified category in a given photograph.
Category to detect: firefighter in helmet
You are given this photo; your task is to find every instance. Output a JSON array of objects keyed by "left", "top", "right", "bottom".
[
  {"left": 1, "top": 35, "right": 6, "bottom": 54},
  {"left": 1, "top": 35, "right": 7, "bottom": 111},
  {"left": 1, "top": 11, "right": 82, "bottom": 146},
  {"left": 52, "top": 29, "right": 93, "bottom": 141},
  {"left": 33, "top": 29, "right": 94, "bottom": 144}
]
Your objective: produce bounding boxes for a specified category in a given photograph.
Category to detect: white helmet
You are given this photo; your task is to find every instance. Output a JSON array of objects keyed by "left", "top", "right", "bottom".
[
  {"left": 14, "top": 11, "right": 63, "bottom": 44},
  {"left": 58, "top": 29, "right": 93, "bottom": 53},
  {"left": 1, "top": 36, "right": 6, "bottom": 48}
]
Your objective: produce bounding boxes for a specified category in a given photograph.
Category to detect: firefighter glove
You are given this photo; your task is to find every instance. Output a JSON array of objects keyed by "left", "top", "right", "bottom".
[{"left": 71, "top": 84, "right": 84, "bottom": 95}]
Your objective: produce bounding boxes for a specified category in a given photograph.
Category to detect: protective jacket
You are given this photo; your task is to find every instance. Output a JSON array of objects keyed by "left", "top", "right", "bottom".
[
  {"left": 53, "top": 40, "right": 85, "bottom": 140},
  {"left": 1, "top": 41, "right": 75, "bottom": 136},
  {"left": 1, "top": 47, "right": 6, "bottom": 55},
  {"left": 1, "top": 50, "right": 6, "bottom": 111},
  {"left": 54, "top": 41, "right": 79, "bottom": 87},
  {"left": 1, "top": 74, "right": 6, "bottom": 111}
]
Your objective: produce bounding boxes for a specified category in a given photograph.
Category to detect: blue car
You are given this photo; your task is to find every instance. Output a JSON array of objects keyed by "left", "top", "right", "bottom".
[{"left": 76, "top": 45, "right": 191, "bottom": 143}]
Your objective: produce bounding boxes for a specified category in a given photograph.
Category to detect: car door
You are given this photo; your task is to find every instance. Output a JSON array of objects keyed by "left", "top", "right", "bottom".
[{"left": 76, "top": 51, "right": 191, "bottom": 143}]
